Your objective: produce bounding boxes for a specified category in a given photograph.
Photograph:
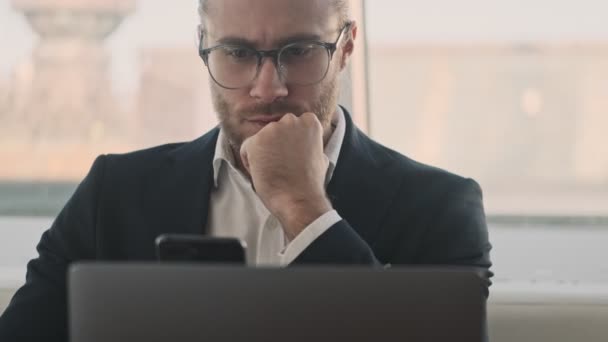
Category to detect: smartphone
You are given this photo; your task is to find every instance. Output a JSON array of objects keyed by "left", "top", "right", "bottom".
[{"left": 155, "top": 234, "right": 246, "bottom": 264}]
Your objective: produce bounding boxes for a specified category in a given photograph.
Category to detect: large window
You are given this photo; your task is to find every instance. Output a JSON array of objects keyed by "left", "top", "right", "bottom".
[
  {"left": 0, "top": 0, "right": 369, "bottom": 289},
  {"left": 366, "top": 0, "right": 608, "bottom": 215},
  {"left": 0, "top": 0, "right": 607, "bottom": 293},
  {"left": 0, "top": 0, "right": 211, "bottom": 289},
  {"left": 366, "top": 0, "right": 608, "bottom": 284}
]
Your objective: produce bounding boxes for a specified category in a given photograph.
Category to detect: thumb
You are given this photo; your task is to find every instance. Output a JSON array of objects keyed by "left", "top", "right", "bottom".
[
  {"left": 239, "top": 138, "right": 256, "bottom": 190},
  {"left": 239, "top": 138, "right": 251, "bottom": 174}
]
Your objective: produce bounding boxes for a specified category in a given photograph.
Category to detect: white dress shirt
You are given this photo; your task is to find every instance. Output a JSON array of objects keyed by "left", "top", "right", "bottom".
[{"left": 207, "top": 107, "right": 346, "bottom": 266}]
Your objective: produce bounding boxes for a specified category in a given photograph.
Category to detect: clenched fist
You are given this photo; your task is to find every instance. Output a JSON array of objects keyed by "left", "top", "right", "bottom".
[{"left": 240, "top": 112, "right": 333, "bottom": 240}]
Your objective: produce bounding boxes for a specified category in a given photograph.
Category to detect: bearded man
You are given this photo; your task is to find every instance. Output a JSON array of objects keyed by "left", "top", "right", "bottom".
[{"left": 0, "top": 1, "right": 492, "bottom": 340}]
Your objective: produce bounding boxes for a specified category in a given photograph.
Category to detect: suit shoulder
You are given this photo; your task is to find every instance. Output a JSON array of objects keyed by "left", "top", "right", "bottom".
[
  {"left": 102, "top": 128, "right": 219, "bottom": 170},
  {"left": 104, "top": 142, "right": 186, "bottom": 166},
  {"left": 362, "top": 134, "right": 476, "bottom": 190}
]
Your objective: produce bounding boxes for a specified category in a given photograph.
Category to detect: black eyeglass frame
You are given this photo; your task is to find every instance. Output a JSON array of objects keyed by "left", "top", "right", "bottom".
[{"left": 198, "top": 21, "right": 353, "bottom": 89}]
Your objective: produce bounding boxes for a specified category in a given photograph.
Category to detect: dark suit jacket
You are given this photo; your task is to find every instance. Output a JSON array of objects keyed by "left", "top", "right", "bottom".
[{"left": 0, "top": 109, "right": 492, "bottom": 341}]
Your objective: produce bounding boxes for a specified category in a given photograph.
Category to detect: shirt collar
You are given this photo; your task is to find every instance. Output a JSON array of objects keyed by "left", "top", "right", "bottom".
[
  {"left": 212, "top": 127, "right": 236, "bottom": 187},
  {"left": 212, "top": 106, "right": 346, "bottom": 187}
]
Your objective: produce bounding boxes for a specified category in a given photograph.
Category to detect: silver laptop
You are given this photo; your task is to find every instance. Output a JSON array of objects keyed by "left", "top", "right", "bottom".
[{"left": 68, "top": 263, "right": 486, "bottom": 342}]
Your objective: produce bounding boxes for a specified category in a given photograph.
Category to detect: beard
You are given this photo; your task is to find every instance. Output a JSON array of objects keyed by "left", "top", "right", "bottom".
[{"left": 210, "top": 71, "right": 340, "bottom": 153}]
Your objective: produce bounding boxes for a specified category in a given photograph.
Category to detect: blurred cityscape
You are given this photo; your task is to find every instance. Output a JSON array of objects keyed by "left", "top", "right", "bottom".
[
  {"left": 369, "top": 44, "right": 608, "bottom": 191},
  {"left": 0, "top": 0, "right": 216, "bottom": 180},
  {"left": 0, "top": 0, "right": 607, "bottom": 214}
]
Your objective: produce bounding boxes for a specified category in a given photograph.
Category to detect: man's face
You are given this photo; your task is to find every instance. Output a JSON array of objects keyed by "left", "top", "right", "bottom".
[{"left": 202, "top": 0, "right": 354, "bottom": 149}]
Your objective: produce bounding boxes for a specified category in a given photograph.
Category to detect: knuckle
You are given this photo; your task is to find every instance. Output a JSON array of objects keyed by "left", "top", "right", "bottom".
[
  {"left": 303, "top": 112, "right": 318, "bottom": 124},
  {"left": 302, "top": 112, "right": 315, "bottom": 120},
  {"left": 283, "top": 113, "right": 297, "bottom": 122},
  {"left": 303, "top": 113, "right": 321, "bottom": 129}
]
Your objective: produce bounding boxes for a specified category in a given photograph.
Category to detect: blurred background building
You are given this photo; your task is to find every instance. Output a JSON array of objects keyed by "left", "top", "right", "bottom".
[
  {"left": 5, "top": 0, "right": 134, "bottom": 142},
  {"left": 369, "top": 44, "right": 608, "bottom": 204},
  {"left": 137, "top": 47, "right": 215, "bottom": 146},
  {"left": 0, "top": 0, "right": 606, "bottom": 214},
  {"left": 0, "top": 0, "right": 217, "bottom": 180}
]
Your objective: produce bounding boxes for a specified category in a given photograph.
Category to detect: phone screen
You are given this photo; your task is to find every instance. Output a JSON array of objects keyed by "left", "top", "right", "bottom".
[{"left": 155, "top": 235, "right": 246, "bottom": 264}]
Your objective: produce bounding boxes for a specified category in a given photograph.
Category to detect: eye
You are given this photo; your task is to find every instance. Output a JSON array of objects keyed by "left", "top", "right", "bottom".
[
  {"left": 283, "top": 44, "right": 314, "bottom": 57},
  {"left": 224, "top": 47, "right": 255, "bottom": 60}
]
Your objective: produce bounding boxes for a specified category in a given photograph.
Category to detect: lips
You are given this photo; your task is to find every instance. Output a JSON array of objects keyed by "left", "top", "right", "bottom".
[{"left": 247, "top": 115, "right": 283, "bottom": 125}]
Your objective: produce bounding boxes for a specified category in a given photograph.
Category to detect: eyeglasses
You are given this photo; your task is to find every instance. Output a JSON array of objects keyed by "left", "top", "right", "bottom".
[{"left": 198, "top": 22, "right": 352, "bottom": 89}]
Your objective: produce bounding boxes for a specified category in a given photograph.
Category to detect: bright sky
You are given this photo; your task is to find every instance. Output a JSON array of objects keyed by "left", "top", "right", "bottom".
[{"left": 1, "top": 0, "right": 607, "bottom": 92}]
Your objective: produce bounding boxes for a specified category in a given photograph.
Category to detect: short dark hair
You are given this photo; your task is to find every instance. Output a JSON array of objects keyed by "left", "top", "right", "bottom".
[{"left": 198, "top": 0, "right": 350, "bottom": 28}]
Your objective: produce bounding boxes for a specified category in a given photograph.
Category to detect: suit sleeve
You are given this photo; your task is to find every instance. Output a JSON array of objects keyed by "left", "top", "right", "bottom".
[
  {"left": 291, "top": 220, "right": 381, "bottom": 266},
  {"left": 415, "top": 178, "right": 493, "bottom": 294},
  {"left": 290, "top": 178, "right": 492, "bottom": 294},
  {"left": 0, "top": 156, "right": 105, "bottom": 342}
]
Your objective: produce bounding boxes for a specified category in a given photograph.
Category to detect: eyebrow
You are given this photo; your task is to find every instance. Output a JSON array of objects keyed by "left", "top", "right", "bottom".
[{"left": 216, "top": 33, "right": 323, "bottom": 48}]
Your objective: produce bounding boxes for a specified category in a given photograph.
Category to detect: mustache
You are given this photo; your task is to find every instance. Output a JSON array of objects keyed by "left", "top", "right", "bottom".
[{"left": 240, "top": 103, "right": 307, "bottom": 117}]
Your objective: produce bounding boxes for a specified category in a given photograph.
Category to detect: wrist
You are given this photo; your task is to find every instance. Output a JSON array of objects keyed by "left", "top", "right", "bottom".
[{"left": 273, "top": 195, "right": 333, "bottom": 241}]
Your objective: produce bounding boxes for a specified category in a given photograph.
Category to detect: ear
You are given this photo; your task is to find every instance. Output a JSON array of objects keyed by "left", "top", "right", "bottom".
[{"left": 339, "top": 21, "right": 358, "bottom": 70}]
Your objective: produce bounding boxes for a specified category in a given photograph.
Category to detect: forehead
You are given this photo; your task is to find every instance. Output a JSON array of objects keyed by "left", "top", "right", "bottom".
[{"left": 204, "top": 0, "right": 339, "bottom": 46}]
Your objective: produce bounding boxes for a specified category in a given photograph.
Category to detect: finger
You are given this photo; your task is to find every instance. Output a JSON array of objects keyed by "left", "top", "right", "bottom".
[
  {"left": 301, "top": 112, "right": 318, "bottom": 122},
  {"left": 281, "top": 113, "right": 297, "bottom": 123},
  {"left": 301, "top": 112, "right": 322, "bottom": 129},
  {"left": 300, "top": 112, "right": 324, "bottom": 137}
]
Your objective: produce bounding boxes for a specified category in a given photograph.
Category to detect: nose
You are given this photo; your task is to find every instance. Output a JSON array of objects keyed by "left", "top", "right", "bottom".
[{"left": 249, "top": 58, "right": 288, "bottom": 103}]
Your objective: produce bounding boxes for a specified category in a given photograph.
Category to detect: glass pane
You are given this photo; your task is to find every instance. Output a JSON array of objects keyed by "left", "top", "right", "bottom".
[
  {"left": 366, "top": 0, "right": 608, "bottom": 287},
  {"left": 366, "top": 0, "right": 608, "bottom": 217},
  {"left": 0, "top": 0, "right": 368, "bottom": 291}
]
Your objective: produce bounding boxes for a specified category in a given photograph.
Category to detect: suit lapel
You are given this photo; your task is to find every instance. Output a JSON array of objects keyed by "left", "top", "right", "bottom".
[
  {"left": 151, "top": 128, "right": 219, "bottom": 239},
  {"left": 327, "top": 108, "right": 403, "bottom": 246}
]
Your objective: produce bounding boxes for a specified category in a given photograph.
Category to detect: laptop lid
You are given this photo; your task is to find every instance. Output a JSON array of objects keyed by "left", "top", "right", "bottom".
[{"left": 69, "top": 263, "right": 486, "bottom": 342}]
